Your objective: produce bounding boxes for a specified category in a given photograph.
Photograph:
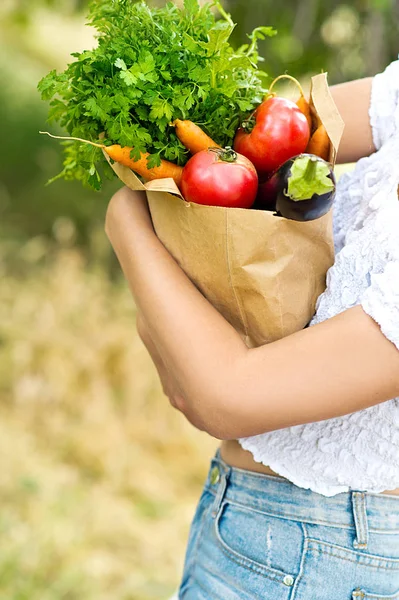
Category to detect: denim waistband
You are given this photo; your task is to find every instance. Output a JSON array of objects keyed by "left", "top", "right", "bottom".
[{"left": 204, "top": 449, "right": 399, "bottom": 535}]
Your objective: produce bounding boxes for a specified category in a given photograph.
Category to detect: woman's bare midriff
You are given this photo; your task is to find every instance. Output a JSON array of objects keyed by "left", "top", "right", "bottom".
[{"left": 220, "top": 440, "right": 399, "bottom": 496}]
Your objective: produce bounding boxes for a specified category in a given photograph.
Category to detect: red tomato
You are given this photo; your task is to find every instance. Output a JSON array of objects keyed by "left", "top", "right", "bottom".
[
  {"left": 181, "top": 148, "right": 258, "bottom": 209},
  {"left": 234, "top": 96, "right": 310, "bottom": 180}
]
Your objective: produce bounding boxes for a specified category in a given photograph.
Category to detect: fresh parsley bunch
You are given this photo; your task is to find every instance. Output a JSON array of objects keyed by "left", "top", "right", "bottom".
[{"left": 38, "top": 0, "right": 275, "bottom": 190}]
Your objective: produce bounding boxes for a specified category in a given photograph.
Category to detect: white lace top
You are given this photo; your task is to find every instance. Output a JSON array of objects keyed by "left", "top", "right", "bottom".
[{"left": 239, "top": 60, "right": 399, "bottom": 497}]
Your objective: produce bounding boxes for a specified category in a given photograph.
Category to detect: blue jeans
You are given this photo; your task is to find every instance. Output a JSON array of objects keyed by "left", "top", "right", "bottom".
[{"left": 178, "top": 449, "right": 399, "bottom": 599}]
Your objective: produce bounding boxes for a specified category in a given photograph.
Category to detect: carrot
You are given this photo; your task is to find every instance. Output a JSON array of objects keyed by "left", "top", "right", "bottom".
[
  {"left": 296, "top": 94, "right": 313, "bottom": 133},
  {"left": 268, "top": 74, "right": 313, "bottom": 133},
  {"left": 172, "top": 119, "right": 220, "bottom": 154},
  {"left": 39, "top": 132, "right": 183, "bottom": 187},
  {"left": 306, "top": 124, "right": 330, "bottom": 161}
]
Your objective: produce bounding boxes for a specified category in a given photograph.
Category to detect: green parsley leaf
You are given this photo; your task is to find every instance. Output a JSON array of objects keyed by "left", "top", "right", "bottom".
[
  {"left": 184, "top": 0, "right": 200, "bottom": 17},
  {"left": 37, "top": 70, "right": 58, "bottom": 100},
  {"left": 149, "top": 98, "right": 173, "bottom": 122},
  {"left": 114, "top": 58, "right": 127, "bottom": 71}
]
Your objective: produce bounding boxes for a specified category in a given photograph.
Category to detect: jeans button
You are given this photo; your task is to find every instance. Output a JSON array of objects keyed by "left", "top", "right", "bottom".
[
  {"left": 283, "top": 575, "right": 294, "bottom": 586},
  {"left": 210, "top": 466, "right": 220, "bottom": 485}
]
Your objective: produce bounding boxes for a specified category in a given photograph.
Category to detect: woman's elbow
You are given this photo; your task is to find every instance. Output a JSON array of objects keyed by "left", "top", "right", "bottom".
[
  {"left": 201, "top": 407, "right": 273, "bottom": 440},
  {"left": 180, "top": 387, "right": 261, "bottom": 440},
  {"left": 176, "top": 395, "right": 234, "bottom": 439}
]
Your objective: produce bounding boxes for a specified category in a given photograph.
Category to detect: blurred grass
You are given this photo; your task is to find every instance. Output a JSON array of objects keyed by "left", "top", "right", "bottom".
[{"left": 0, "top": 235, "right": 218, "bottom": 599}]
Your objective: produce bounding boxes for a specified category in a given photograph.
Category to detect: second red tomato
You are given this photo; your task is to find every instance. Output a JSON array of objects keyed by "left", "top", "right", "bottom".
[{"left": 234, "top": 96, "right": 310, "bottom": 180}]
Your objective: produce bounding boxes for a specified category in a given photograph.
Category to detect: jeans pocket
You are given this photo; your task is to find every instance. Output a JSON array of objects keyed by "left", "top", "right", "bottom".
[
  {"left": 352, "top": 587, "right": 399, "bottom": 600},
  {"left": 214, "top": 499, "right": 304, "bottom": 583}
]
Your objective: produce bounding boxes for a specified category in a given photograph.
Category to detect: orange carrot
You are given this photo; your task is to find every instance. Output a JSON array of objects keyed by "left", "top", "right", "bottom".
[
  {"left": 296, "top": 94, "right": 313, "bottom": 133},
  {"left": 39, "top": 132, "right": 183, "bottom": 187},
  {"left": 306, "top": 124, "right": 330, "bottom": 161},
  {"left": 172, "top": 119, "right": 220, "bottom": 154}
]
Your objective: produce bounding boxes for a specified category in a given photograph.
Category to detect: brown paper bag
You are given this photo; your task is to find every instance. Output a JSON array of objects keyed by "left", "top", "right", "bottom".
[{"left": 106, "top": 73, "right": 344, "bottom": 348}]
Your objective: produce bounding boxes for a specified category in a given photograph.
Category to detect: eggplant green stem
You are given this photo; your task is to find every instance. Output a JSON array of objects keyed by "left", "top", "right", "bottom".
[
  {"left": 303, "top": 156, "right": 318, "bottom": 182},
  {"left": 287, "top": 155, "right": 334, "bottom": 202}
]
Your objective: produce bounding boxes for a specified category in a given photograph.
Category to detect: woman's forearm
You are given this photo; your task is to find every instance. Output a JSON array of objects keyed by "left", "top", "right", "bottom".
[{"left": 105, "top": 189, "right": 249, "bottom": 436}]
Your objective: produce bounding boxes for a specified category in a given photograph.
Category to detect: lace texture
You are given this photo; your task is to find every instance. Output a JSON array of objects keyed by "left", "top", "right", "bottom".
[{"left": 239, "top": 61, "right": 399, "bottom": 496}]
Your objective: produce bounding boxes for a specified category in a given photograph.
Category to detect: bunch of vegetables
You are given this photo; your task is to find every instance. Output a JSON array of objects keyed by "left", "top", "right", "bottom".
[
  {"left": 38, "top": 0, "right": 274, "bottom": 189},
  {"left": 39, "top": 0, "right": 336, "bottom": 222},
  {"left": 176, "top": 74, "right": 336, "bottom": 220}
]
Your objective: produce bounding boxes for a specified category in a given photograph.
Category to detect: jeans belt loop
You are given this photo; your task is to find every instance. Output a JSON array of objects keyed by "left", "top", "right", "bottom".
[
  {"left": 351, "top": 491, "right": 369, "bottom": 550},
  {"left": 211, "top": 466, "right": 230, "bottom": 519}
]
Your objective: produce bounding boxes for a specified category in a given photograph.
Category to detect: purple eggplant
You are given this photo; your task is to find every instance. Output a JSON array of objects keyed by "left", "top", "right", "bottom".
[{"left": 260, "top": 154, "right": 336, "bottom": 221}]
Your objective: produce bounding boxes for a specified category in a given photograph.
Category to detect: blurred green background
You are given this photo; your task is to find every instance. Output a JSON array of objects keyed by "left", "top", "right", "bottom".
[{"left": 0, "top": 1, "right": 397, "bottom": 598}]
